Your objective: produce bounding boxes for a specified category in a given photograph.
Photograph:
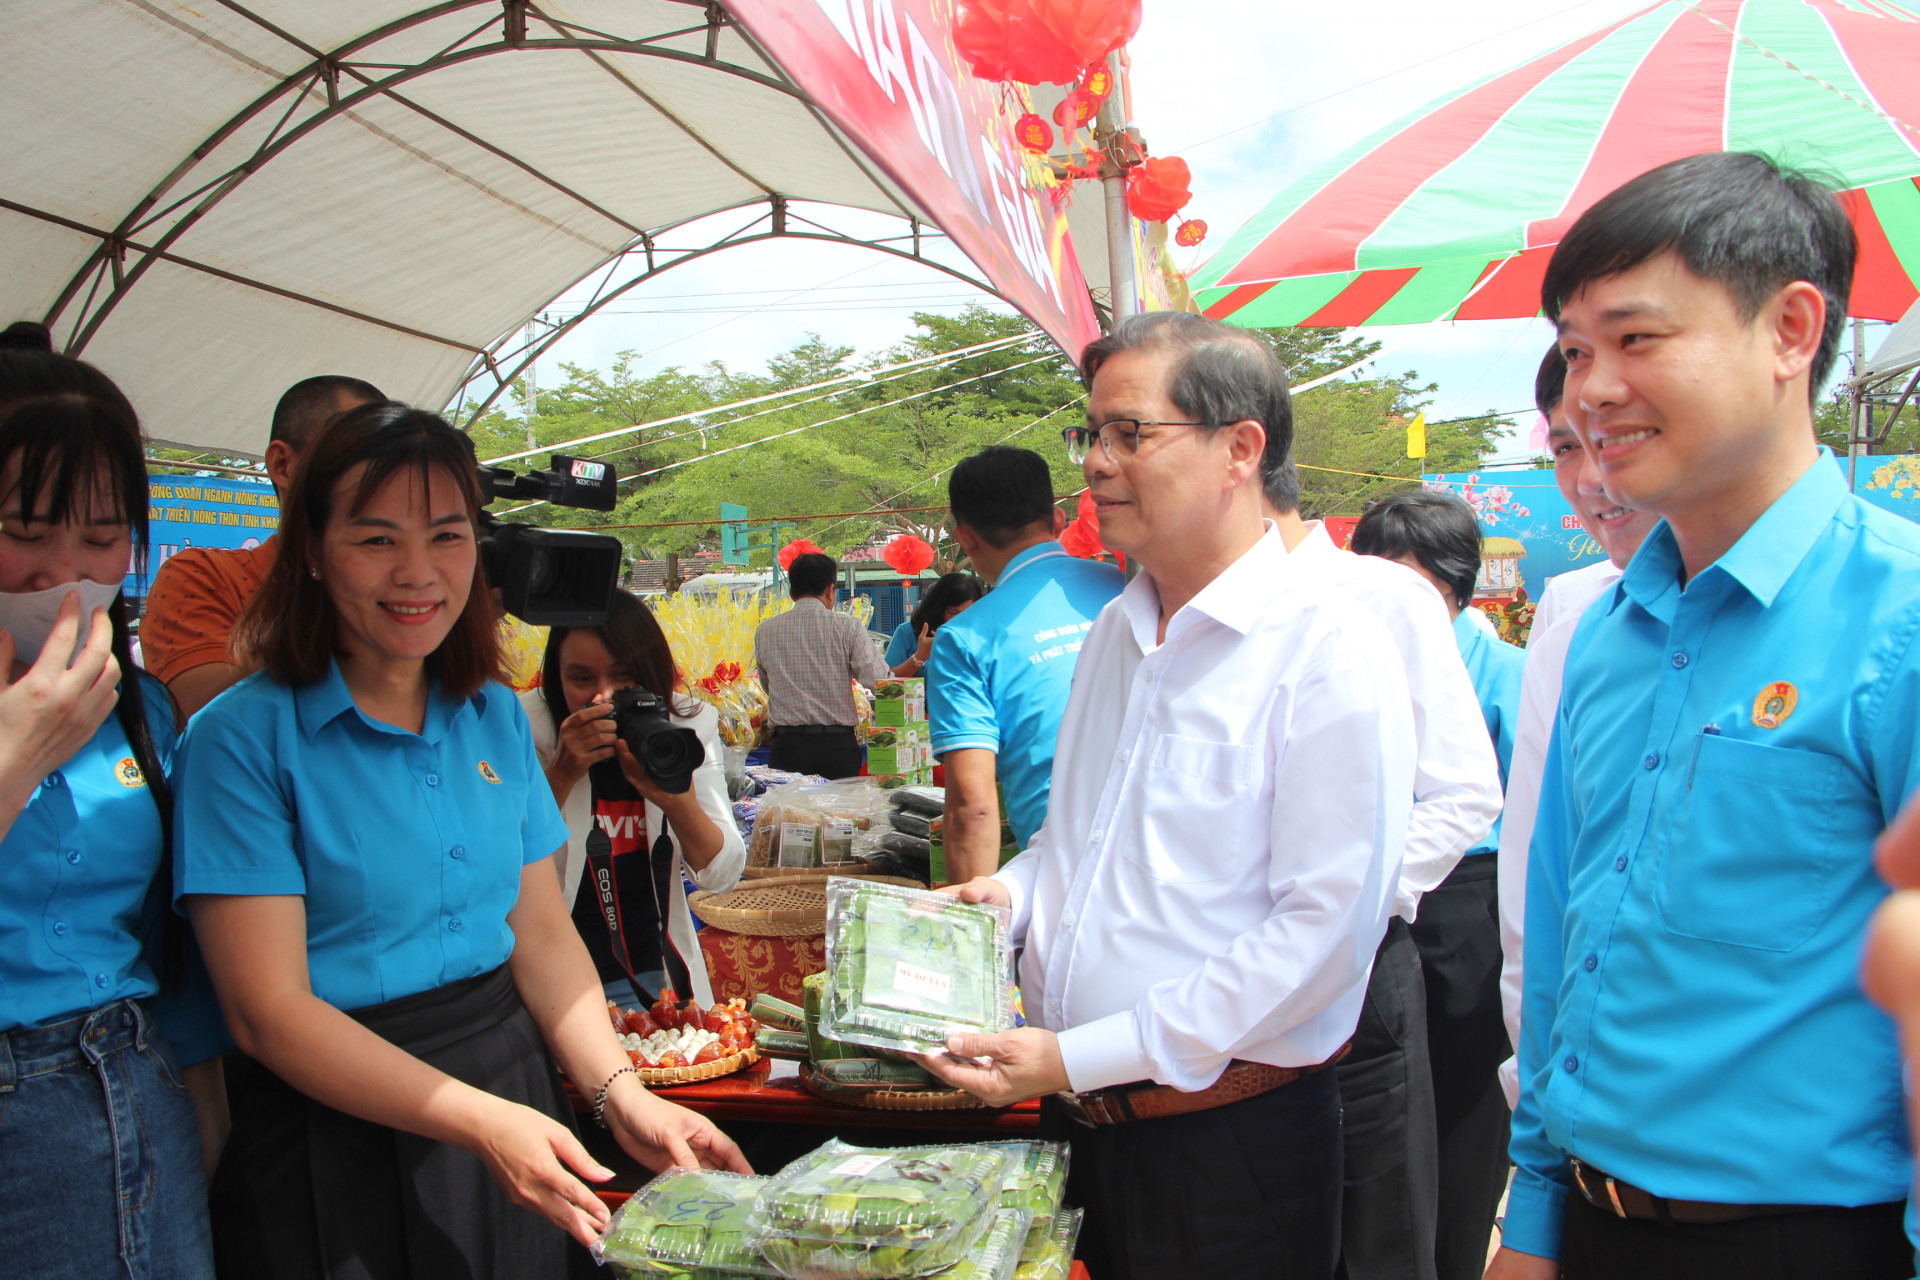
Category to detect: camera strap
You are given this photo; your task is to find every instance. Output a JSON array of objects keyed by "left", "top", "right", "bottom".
[
  {"left": 584, "top": 823, "right": 649, "bottom": 998},
  {"left": 648, "top": 828, "right": 695, "bottom": 1005}
]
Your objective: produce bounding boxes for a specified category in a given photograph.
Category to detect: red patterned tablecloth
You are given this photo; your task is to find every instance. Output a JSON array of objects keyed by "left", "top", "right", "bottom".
[{"left": 699, "top": 925, "right": 825, "bottom": 1005}]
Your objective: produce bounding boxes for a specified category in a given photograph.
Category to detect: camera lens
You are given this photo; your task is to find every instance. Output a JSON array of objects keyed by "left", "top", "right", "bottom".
[{"left": 525, "top": 545, "right": 559, "bottom": 598}]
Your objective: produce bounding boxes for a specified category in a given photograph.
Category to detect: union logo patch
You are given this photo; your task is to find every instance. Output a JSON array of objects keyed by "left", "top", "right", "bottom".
[
  {"left": 477, "top": 760, "right": 502, "bottom": 784},
  {"left": 114, "top": 757, "right": 145, "bottom": 788},
  {"left": 1751, "top": 681, "right": 1799, "bottom": 731}
]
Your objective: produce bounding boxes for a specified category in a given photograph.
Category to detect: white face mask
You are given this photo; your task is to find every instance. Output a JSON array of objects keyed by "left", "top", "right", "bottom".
[{"left": 0, "top": 579, "right": 123, "bottom": 666}]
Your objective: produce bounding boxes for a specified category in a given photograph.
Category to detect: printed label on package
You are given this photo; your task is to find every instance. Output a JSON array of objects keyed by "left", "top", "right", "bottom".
[
  {"left": 833, "top": 1153, "right": 892, "bottom": 1178},
  {"left": 893, "top": 959, "right": 954, "bottom": 1005},
  {"left": 779, "top": 823, "right": 818, "bottom": 868}
]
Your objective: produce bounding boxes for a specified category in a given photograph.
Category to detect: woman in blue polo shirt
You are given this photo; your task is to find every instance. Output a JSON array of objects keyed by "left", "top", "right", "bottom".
[
  {"left": 0, "top": 333, "right": 225, "bottom": 1279},
  {"left": 175, "top": 403, "right": 746, "bottom": 1279}
]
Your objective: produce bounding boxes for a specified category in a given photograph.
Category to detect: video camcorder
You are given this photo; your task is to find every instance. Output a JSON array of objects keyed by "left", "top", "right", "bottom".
[{"left": 477, "top": 454, "right": 623, "bottom": 626}]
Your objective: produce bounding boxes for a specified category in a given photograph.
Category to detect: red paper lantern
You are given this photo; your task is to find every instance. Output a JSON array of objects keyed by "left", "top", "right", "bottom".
[
  {"left": 777, "top": 538, "right": 824, "bottom": 571},
  {"left": 1058, "top": 490, "right": 1124, "bottom": 568},
  {"left": 1051, "top": 90, "right": 1095, "bottom": 128},
  {"left": 1014, "top": 112, "right": 1054, "bottom": 153},
  {"left": 882, "top": 534, "right": 936, "bottom": 580},
  {"left": 954, "top": 0, "right": 1142, "bottom": 86},
  {"left": 1079, "top": 62, "right": 1114, "bottom": 101},
  {"left": 1174, "top": 218, "right": 1208, "bottom": 247},
  {"left": 1126, "top": 155, "right": 1192, "bottom": 223}
]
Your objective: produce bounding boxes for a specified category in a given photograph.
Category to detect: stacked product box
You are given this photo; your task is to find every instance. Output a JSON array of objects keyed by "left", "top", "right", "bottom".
[{"left": 867, "top": 678, "right": 935, "bottom": 786}]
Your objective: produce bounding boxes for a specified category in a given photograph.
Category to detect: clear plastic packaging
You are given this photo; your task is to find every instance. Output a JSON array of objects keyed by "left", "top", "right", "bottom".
[
  {"left": 821, "top": 878, "right": 1013, "bottom": 1055},
  {"left": 986, "top": 1141, "right": 1070, "bottom": 1249},
  {"left": 1012, "top": 1207, "right": 1083, "bottom": 1279},
  {"left": 745, "top": 779, "right": 890, "bottom": 869},
  {"left": 744, "top": 1139, "right": 1009, "bottom": 1279},
  {"left": 941, "top": 1208, "right": 1032, "bottom": 1280},
  {"left": 593, "top": 1168, "right": 777, "bottom": 1276}
]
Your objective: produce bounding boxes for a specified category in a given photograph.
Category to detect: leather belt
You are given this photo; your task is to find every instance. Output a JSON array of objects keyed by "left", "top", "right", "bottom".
[
  {"left": 1055, "top": 1042, "right": 1351, "bottom": 1128},
  {"left": 1569, "top": 1159, "right": 1828, "bottom": 1225}
]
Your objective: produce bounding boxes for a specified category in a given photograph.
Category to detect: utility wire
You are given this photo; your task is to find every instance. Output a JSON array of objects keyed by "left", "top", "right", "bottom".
[{"left": 481, "top": 331, "right": 1043, "bottom": 466}]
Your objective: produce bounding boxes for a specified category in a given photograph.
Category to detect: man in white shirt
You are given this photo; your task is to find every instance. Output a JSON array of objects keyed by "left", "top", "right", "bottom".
[
  {"left": 1263, "top": 471, "right": 1502, "bottom": 1280},
  {"left": 925, "top": 313, "right": 1417, "bottom": 1277},
  {"left": 1494, "top": 347, "right": 1658, "bottom": 1109}
]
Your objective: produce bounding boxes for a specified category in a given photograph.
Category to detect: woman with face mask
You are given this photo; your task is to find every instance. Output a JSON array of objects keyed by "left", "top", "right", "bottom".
[
  {"left": 0, "top": 326, "right": 226, "bottom": 1280},
  {"left": 175, "top": 402, "right": 747, "bottom": 1279}
]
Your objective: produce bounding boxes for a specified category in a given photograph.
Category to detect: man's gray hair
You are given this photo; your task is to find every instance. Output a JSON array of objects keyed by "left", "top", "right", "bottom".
[{"left": 1078, "top": 313, "right": 1300, "bottom": 512}]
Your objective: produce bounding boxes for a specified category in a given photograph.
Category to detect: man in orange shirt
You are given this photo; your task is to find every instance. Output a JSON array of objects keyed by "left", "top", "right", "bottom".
[{"left": 143, "top": 375, "right": 382, "bottom": 714}]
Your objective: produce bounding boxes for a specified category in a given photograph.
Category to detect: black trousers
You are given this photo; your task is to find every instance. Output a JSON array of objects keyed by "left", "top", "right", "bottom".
[
  {"left": 1337, "top": 916, "right": 1438, "bottom": 1280},
  {"left": 1409, "top": 854, "right": 1510, "bottom": 1280},
  {"left": 768, "top": 726, "right": 862, "bottom": 779},
  {"left": 1561, "top": 1187, "right": 1914, "bottom": 1280},
  {"left": 1044, "top": 1067, "right": 1344, "bottom": 1280}
]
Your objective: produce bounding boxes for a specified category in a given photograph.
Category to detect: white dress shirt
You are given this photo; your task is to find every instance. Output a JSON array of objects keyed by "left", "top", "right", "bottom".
[
  {"left": 1291, "top": 522, "right": 1502, "bottom": 921},
  {"left": 993, "top": 526, "right": 1417, "bottom": 1093},
  {"left": 1493, "top": 559, "right": 1623, "bottom": 1107}
]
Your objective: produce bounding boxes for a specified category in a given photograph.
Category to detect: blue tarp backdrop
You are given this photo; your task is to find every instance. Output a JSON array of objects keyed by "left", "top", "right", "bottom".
[
  {"left": 129, "top": 476, "right": 279, "bottom": 596},
  {"left": 1425, "top": 454, "right": 1920, "bottom": 602}
]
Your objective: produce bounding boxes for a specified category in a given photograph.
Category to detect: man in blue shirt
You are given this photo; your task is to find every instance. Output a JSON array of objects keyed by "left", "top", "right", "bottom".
[
  {"left": 1493, "top": 153, "right": 1920, "bottom": 1280},
  {"left": 1354, "top": 489, "right": 1524, "bottom": 1280},
  {"left": 929, "top": 446, "right": 1123, "bottom": 882}
]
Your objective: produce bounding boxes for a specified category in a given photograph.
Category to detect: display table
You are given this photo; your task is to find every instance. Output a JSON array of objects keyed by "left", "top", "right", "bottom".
[
  {"left": 571, "top": 1058, "right": 1040, "bottom": 1134},
  {"left": 651, "top": 1058, "right": 1042, "bottom": 1132}
]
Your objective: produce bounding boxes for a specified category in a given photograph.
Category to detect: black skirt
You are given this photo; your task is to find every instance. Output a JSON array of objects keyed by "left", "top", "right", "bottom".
[{"left": 209, "top": 965, "right": 591, "bottom": 1280}]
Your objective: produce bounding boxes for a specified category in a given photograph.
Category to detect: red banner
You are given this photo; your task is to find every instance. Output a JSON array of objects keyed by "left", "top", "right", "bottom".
[{"left": 730, "top": 0, "right": 1103, "bottom": 360}]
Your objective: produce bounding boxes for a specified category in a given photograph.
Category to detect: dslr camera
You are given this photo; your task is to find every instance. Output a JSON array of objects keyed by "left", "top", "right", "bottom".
[
  {"left": 477, "top": 454, "right": 624, "bottom": 626},
  {"left": 607, "top": 687, "right": 705, "bottom": 794}
]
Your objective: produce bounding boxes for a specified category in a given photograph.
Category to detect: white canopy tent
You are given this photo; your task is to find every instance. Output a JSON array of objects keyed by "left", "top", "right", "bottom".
[
  {"left": 1863, "top": 298, "right": 1920, "bottom": 386},
  {"left": 2, "top": 1, "right": 1039, "bottom": 457}
]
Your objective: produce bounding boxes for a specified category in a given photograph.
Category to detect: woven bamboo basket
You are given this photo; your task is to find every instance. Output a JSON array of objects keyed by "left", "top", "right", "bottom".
[
  {"left": 742, "top": 865, "right": 926, "bottom": 882},
  {"left": 797, "top": 1062, "right": 986, "bottom": 1111},
  {"left": 690, "top": 875, "right": 921, "bottom": 937},
  {"left": 631, "top": 1047, "right": 759, "bottom": 1086}
]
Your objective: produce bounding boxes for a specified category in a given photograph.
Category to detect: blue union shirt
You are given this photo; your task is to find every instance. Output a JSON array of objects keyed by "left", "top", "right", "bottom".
[
  {"left": 1453, "top": 609, "right": 1523, "bottom": 858},
  {"left": 1506, "top": 453, "right": 1920, "bottom": 1258},
  {"left": 0, "top": 672, "right": 225, "bottom": 1063},
  {"left": 175, "top": 662, "right": 570, "bottom": 1013},
  {"left": 927, "top": 543, "right": 1124, "bottom": 846}
]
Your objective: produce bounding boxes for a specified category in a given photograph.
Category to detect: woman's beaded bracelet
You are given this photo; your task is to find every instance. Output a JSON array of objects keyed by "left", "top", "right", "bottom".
[{"left": 592, "top": 1065, "right": 640, "bottom": 1129}]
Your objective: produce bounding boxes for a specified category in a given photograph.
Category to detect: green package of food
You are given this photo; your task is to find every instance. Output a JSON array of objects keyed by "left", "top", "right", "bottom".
[
  {"left": 821, "top": 878, "right": 1012, "bottom": 1055},
  {"left": 594, "top": 1168, "right": 777, "bottom": 1276},
  {"left": 1011, "top": 1207, "right": 1082, "bottom": 1280},
  {"left": 984, "top": 1142, "right": 1069, "bottom": 1250},
  {"left": 803, "top": 971, "right": 855, "bottom": 1062},
  {"left": 939, "top": 1208, "right": 1031, "bottom": 1280},
  {"left": 744, "top": 1139, "right": 1008, "bottom": 1279}
]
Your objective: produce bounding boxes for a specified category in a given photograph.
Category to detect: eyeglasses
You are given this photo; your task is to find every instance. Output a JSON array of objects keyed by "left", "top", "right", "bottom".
[{"left": 1060, "top": 420, "right": 1215, "bottom": 464}]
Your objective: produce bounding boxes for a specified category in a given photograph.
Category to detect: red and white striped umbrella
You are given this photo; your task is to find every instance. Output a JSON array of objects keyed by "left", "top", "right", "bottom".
[{"left": 1192, "top": 0, "right": 1920, "bottom": 327}]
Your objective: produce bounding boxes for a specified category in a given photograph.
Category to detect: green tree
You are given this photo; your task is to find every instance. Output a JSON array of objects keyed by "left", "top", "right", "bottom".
[
  {"left": 1257, "top": 328, "right": 1507, "bottom": 516},
  {"left": 1814, "top": 384, "right": 1920, "bottom": 457}
]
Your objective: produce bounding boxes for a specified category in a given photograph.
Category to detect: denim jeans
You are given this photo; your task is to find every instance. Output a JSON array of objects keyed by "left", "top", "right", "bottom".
[{"left": 0, "top": 999, "right": 214, "bottom": 1280}]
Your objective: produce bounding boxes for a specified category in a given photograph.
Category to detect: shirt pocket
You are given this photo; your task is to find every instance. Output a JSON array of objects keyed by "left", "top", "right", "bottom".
[
  {"left": 1655, "top": 735, "right": 1845, "bottom": 951},
  {"left": 1124, "top": 733, "right": 1257, "bottom": 883}
]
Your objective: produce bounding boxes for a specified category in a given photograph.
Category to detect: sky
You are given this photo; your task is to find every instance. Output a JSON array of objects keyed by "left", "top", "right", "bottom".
[{"left": 501, "top": 0, "right": 1879, "bottom": 467}]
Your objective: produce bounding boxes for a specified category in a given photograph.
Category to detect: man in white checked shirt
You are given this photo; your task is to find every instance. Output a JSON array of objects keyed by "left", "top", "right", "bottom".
[
  {"left": 754, "top": 551, "right": 890, "bottom": 778},
  {"left": 924, "top": 313, "right": 1417, "bottom": 1278}
]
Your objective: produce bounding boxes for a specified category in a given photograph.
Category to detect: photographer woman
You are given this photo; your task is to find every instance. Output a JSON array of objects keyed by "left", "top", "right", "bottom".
[
  {"left": 523, "top": 590, "right": 744, "bottom": 1011},
  {"left": 176, "top": 403, "right": 746, "bottom": 1279},
  {"left": 885, "top": 570, "right": 982, "bottom": 676},
  {"left": 0, "top": 328, "right": 226, "bottom": 1279}
]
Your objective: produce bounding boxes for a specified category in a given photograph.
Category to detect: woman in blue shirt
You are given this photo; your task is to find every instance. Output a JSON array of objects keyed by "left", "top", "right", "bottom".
[
  {"left": 0, "top": 331, "right": 223, "bottom": 1279},
  {"left": 176, "top": 403, "right": 746, "bottom": 1279},
  {"left": 884, "top": 570, "right": 982, "bottom": 675}
]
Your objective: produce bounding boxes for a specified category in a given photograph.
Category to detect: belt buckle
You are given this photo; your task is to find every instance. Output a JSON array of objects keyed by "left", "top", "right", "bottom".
[
  {"left": 1573, "top": 1159, "right": 1628, "bottom": 1219},
  {"left": 1055, "top": 1090, "right": 1100, "bottom": 1128}
]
